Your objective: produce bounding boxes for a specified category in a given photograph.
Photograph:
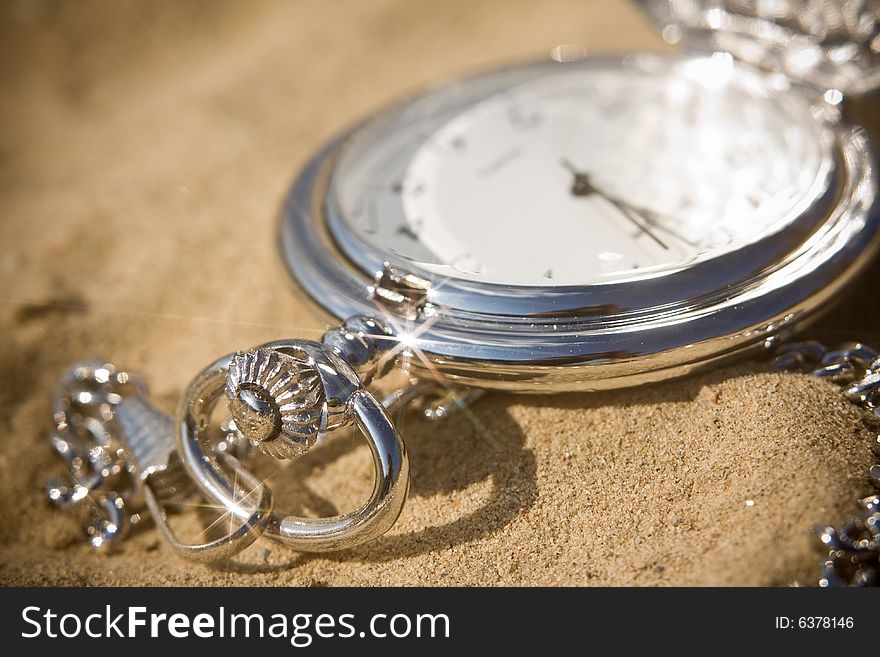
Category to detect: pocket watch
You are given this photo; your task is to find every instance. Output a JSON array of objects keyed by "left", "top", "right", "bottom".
[{"left": 47, "top": 1, "right": 880, "bottom": 574}]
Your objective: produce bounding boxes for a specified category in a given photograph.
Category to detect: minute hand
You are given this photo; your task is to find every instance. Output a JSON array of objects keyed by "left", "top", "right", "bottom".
[
  {"left": 596, "top": 192, "right": 670, "bottom": 250},
  {"left": 597, "top": 189, "right": 698, "bottom": 248}
]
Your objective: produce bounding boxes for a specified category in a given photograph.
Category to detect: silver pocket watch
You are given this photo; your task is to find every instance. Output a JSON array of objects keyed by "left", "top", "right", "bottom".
[{"left": 48, "top": 1, "right": 880, "bottom": 581}]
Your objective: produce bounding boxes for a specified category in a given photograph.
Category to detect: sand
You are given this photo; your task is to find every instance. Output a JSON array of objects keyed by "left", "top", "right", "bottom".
[{"left": 1, "top": 0, "right": 878, "bottom": 586}]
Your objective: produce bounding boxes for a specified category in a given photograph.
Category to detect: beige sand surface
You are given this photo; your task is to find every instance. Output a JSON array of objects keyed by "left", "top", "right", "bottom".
[{"left": 1, "top": 0, "right": 878, "bottom": 586}]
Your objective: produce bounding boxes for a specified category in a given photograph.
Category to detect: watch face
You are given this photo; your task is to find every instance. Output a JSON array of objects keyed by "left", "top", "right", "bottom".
[{"left": 330, "top": 55, "right": 833, "bottom": 286}]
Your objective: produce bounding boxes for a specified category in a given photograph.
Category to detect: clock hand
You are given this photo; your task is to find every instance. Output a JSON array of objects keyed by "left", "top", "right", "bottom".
[
  {"left": 560, "top": 158, "right": 597, "bottom": 196},
  {"left": 560, "top": 159, "right": 669, "bottom": 250},
  {"left": 609, "top": 197, "right": 699, "bottom": 248},
  {"left": 561, "top": 159, "right": 699, "bottom": 248},
  {"left": 606, "top": 196, "right": 670, "bottom": 250}
]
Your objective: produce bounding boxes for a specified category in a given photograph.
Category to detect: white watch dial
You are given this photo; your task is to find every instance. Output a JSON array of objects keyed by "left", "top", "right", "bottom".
[{"left": 333, "top": 56, "right": 832, "bottom": 286}]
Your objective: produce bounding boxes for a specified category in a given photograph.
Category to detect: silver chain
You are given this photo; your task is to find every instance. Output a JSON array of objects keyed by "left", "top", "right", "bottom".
[
  {"left": 640, "top": 0, "right": 880, "bottom": 94},
  {"left": 770, "top": 340, "right": 880, "bottom": 586}
]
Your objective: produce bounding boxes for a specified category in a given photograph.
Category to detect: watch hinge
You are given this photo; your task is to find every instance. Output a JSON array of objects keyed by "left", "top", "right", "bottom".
[{"left": 369, "top": 263, "right": 434, "bottom": 321}]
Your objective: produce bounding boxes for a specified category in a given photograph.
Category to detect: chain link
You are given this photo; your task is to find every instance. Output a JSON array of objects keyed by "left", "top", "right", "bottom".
[{"left": 770, "top": 340, "right": 880, "bottom": 586}]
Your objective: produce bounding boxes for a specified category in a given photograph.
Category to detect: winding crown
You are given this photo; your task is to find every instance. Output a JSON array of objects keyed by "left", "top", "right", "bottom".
[{"left": 225, "top": 348, "right": 325, "bottom": 460}]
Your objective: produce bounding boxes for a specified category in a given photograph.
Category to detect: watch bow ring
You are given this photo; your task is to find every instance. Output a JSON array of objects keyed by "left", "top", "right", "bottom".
[{"left": 177, "top": 329, "right": 410, "bottom": 553}]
